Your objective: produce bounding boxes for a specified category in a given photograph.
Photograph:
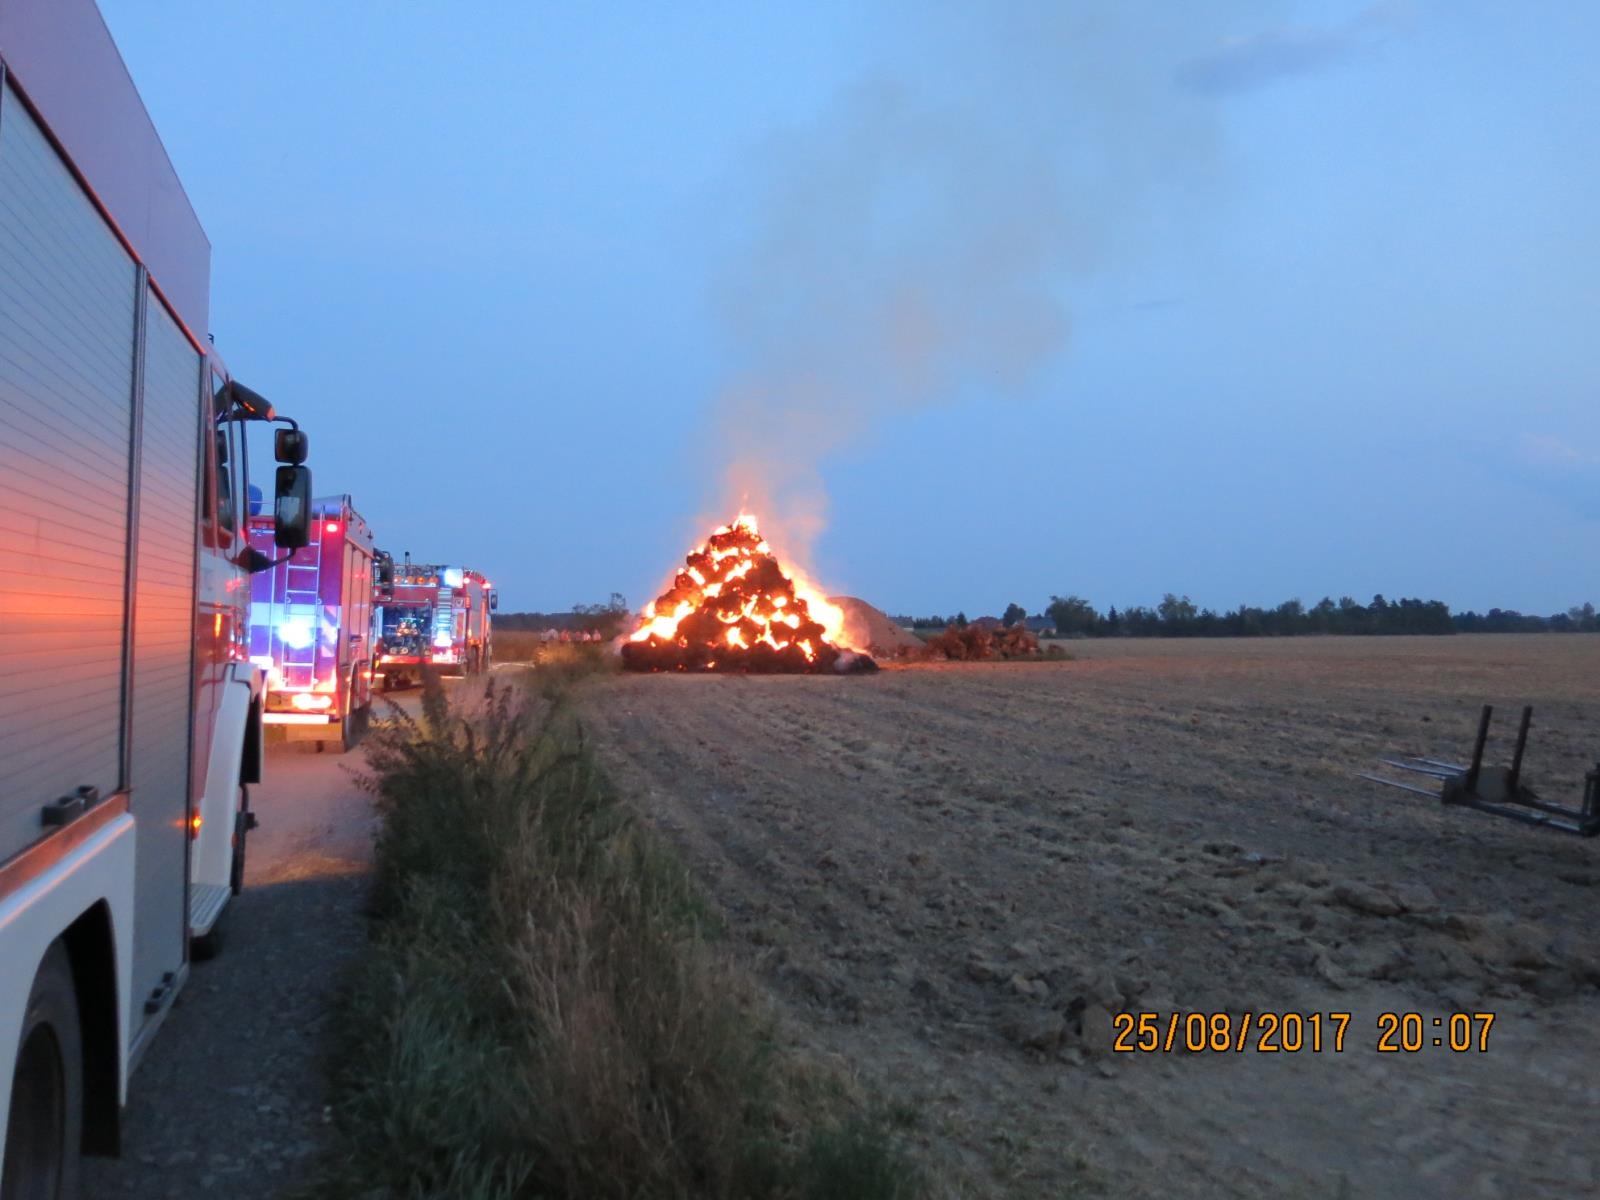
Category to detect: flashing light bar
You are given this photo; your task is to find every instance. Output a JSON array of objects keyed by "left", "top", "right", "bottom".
[
  {"left": 277, "top": 616, "right": 315, "bottom": 650},
  {"left": 442, "top": 568, "right": 464, "bottom": 587}
]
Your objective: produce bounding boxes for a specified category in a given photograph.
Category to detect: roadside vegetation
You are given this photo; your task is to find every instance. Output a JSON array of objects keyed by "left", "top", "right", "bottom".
[
  {"left": 312, "top": 672, "right": 920, "bottom": 1200},
  {"left": 491, "top": 629, "right": 619, "bottom": 665}
]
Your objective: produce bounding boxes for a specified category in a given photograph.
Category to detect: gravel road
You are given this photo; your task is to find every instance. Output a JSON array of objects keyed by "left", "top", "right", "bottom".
[{"left": 79, "top": 706, "right": 403, "bottom": 1198}]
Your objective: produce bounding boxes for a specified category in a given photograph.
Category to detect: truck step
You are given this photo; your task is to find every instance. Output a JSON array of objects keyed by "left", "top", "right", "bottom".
[{"left": 189, "top": 883, "right": 230, "bottom": 937}]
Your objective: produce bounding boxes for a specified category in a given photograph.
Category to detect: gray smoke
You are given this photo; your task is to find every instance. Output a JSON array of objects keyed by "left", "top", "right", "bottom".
[{"left": 705, "top": 2, "right": 1247, "bottom": 561}]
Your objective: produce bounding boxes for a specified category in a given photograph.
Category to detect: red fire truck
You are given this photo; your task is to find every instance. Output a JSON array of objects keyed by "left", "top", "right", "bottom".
[
  {"left": 247, "top": 496, "right": 375, "bottom": 752},
  {"left": 0, "top": 0, "right": 314, "bottom": 1189},
  {"left": 372, "top": 554, "right": 497, "bottom": 689}
]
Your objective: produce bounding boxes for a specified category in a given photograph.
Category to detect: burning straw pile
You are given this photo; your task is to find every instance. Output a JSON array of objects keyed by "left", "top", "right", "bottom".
[{"left": 623, "top": 516, "right": 875, "bottom": 674}]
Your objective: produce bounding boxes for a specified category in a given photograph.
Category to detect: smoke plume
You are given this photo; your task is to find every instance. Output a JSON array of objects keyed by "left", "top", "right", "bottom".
[{"left": 705, "top": 2, "right": 1239, "bottom": 565}]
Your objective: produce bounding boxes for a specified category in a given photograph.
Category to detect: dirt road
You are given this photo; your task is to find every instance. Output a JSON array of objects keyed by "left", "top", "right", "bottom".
[
  {"left": 80, "top": 724, "right": 386, "bottom": 1198},
  {"left": 580, "top": 636, "right": 1600, "bottom": 1199}
]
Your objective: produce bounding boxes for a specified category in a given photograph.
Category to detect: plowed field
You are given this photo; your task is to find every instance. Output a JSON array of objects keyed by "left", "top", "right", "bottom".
[{"left": 581, "top": 635, "right": 1600, "bottom": 1199}]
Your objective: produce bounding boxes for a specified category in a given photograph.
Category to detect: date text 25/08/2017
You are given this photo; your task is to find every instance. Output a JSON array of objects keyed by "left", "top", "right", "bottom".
[{"left": 1111, "top": 1012, "right": 1496, "bottom": 1054}]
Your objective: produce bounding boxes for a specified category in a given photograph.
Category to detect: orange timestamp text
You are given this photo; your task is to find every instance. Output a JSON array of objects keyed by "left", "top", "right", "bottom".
[{"left": 1112, "top": 1011, "right": 1496, "bottom": 1054}]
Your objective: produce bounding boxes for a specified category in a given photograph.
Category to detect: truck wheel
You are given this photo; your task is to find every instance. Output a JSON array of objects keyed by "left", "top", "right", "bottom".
[
  {"left": 338, "top": 705, "right": 369, "bottom": 753},
  {"left": 2, "top": 942, "right": 83, "bottom": 1200},
  {"left": 190, "top": 923, "right": 224, "bottom": 962}
]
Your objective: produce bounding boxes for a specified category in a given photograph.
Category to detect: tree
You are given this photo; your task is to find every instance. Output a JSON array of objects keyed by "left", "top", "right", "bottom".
[
  {"left": 1047, "top": 595, "right": 1100, "bottom": 636},
  {"left": 1122, "top": 606, "right": 1160, "bottom": 636},
  {"left": 1274, "top": 598, "right": 1305, "bottom": 635},
  {"left": 1002, "top": 602, "right": 1027, "bottom": 627},
  {"left": 573, "top": 596, "right": 631, "bottom": 637},
  {"left": 1157, "top": 593, "right": 1197, "bottom": 633},
  {"left": 954, "top": 611, "right": 969, "bottom": 628}
]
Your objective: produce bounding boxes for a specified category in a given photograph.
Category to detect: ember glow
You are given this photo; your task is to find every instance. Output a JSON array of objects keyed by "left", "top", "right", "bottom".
[{"left": 622, "top": 515, "right": 868, "bottom": 673}]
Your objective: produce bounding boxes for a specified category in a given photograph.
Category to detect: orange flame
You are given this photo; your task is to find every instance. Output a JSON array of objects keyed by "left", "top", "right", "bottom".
[{"left": 623, "top": 514, "right": 855, "bottom": 672}]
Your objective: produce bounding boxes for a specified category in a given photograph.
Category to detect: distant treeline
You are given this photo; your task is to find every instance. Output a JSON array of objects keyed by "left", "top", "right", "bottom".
[
  {"left": 896, "top": 596, "right": 1600, "bottom": 638},
  {"left": 496, "top": 594, "right": 630, "bottom": 638}
]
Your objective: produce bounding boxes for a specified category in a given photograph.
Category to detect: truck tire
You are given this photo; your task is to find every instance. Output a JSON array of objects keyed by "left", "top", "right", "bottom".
[
  {"left": 337, "top": 704, "right": 369, "bottom": 754},
  {"left": 190, "top": 923, "right": 223, "bottom": 962},
  {"left": 2, "top": 942, "right": 83, "bottom": 1200}
]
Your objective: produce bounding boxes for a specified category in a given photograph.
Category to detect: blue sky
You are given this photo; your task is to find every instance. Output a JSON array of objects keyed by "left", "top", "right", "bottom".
[{"left": 99, "top": 0, "right": 1598, "bottom": 616}]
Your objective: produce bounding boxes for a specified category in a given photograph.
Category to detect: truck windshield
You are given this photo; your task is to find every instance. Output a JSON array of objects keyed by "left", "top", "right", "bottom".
[{"left": 379, "top": 606, "right": 432, "bottom": 656}]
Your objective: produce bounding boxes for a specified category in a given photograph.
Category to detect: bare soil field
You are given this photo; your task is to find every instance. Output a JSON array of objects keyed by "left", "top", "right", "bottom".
[{"left": 579, "top": 635, "right": 1600, "bottom": 1199}]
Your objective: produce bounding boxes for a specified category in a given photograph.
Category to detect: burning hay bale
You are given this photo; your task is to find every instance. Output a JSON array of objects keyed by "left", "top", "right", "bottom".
[{"left": 622, "top": 516, "right": 877, "bottom": 674}]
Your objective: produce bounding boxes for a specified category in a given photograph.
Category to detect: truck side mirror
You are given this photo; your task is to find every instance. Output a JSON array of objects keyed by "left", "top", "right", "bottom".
[
  {"left": 273, "top": 465, "right": 312, "bottom": 549},
  {"left": 489, "top": 592, "right": 499, "bottom": 612},
  {"left": 275, "top": 428, "right": 308, "bottom": 465}
]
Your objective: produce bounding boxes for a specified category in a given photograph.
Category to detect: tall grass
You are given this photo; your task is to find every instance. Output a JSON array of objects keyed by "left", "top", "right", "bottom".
[
  {"left": 315, "top": 673, "right": 919, "bottom": 1200},
  {"left": 492, "top": 630, "right": 618, "bottom": 667}
]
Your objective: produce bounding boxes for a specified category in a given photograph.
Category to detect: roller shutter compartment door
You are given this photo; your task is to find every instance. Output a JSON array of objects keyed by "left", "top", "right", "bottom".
[
  {"left": 128, "top": 289, "right": 201, "bottom": 1025},
  {"left": 0, "top": 79, "right": 137, "bottom": 859}
]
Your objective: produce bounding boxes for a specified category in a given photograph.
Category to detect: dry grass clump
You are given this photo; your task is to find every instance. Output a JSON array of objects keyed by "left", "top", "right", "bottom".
[{"left": 315, "top": 675, "right": 919, "bottom": 1200}]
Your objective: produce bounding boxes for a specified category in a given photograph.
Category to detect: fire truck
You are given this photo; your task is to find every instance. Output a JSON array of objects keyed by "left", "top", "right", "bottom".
[
  {"left": 0, "top": 1, "right": 313, "bottom": 1191},
  {"left": 372, "top": 553, "right": 496, "bottom": 689},
  {"left": 247, "top": 496, "right": 375, "bottom": 752}
]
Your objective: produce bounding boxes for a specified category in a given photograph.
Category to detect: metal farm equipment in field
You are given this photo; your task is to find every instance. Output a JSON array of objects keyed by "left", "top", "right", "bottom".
[{"left": 1363, "top": 705, "right": 1600, "bottom": 837}]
